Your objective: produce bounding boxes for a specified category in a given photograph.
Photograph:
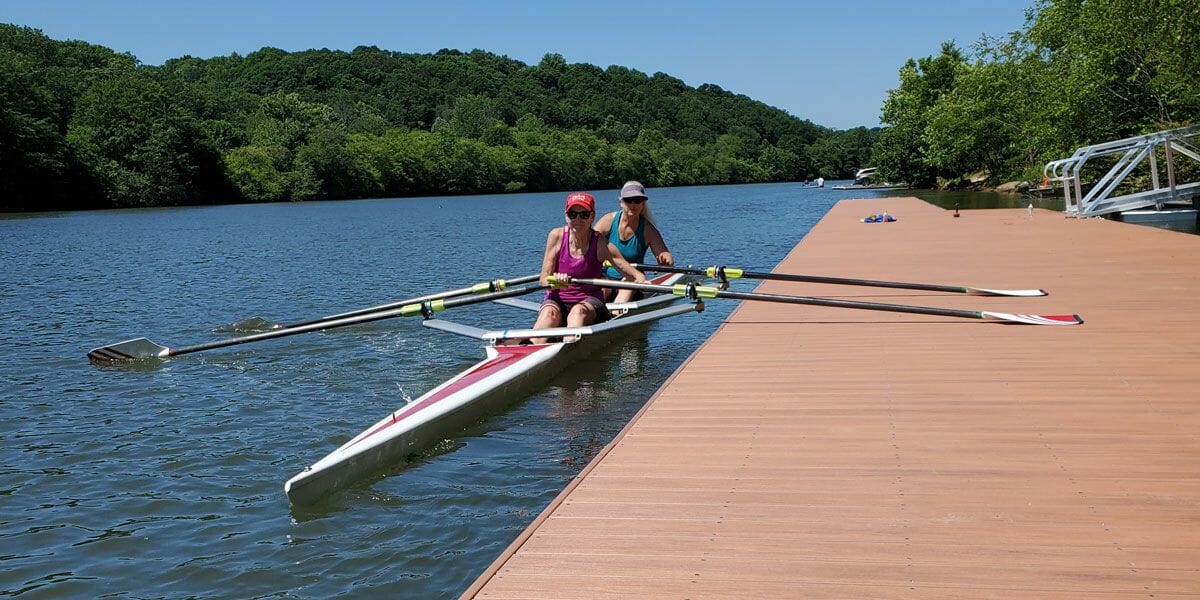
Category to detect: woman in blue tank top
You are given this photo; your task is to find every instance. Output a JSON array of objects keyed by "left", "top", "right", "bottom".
[{"left": 594, "top": 181, "right": 673, "bottom": 305}]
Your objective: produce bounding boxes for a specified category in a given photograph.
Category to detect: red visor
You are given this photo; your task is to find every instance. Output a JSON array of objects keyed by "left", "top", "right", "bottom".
[{"left": 565, "top": 192, "right": 594, "bottom": 212}]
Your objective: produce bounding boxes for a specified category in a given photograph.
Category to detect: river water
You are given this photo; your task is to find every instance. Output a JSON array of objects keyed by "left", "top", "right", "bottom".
[{"left": 0, "top": 182, "right": 1075, "bottom": 598}]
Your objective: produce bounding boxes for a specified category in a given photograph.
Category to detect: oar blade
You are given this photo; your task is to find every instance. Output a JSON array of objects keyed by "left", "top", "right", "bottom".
[
  {"left": 966, "top": 287, "right": 1048, "bottom": 297},
  {"left": 981, "top": 312, "right": 1083, "bottom": 325},
  {"left": 88, "top": 338, "right": 171, "bottom": 363}
]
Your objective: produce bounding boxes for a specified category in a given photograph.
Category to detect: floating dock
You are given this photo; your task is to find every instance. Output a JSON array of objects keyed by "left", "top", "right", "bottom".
[{"left": 464, "top": 197, "right": 1200, "bottom": 598}]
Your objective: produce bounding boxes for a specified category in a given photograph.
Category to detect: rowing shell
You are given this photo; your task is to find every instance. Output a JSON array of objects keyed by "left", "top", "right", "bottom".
[{"left": 284, "top": 273, "right": 695, "bottom": 506}]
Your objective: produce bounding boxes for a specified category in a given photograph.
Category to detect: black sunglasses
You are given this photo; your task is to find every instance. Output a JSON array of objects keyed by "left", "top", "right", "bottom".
[
  {"left": 623, "top": 197, "right": 646, "bottom": 204},
  {"left": 566, "top": 210, "right": 593, "bottom": 219}
]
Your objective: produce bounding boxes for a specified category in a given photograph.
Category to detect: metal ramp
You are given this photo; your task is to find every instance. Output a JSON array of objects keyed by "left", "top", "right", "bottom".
[{"left": 1044, "top": 125, "right": 1200, "bottom": 217}]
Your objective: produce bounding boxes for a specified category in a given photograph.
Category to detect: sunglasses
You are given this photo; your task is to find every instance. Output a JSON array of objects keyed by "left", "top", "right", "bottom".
[
  {"left": 566, "top": 210, "right": 593, "bottom": 219},
  {"left": 623, "top": 197, "right": 646, "bottom": 205}
]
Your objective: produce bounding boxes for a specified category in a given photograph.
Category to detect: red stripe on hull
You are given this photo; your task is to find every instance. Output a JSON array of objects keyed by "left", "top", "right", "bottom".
[{"left": 346, "top": 344, "right": 547, "bottom": 449}]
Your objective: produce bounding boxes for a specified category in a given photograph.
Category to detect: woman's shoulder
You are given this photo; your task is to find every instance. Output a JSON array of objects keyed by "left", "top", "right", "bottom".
[{"left": 595, "top": 211, "right": 617, "bottom": 232}]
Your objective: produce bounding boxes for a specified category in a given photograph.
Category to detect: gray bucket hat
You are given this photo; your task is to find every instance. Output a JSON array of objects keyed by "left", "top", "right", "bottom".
[{"left": 620, "top": 181, "right": 647, "bottom": 200}]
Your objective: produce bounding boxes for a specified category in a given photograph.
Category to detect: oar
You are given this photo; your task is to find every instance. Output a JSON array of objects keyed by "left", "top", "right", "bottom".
[
  {"left": 88, "top": 282, "right": 548, "bottom": 363},
  {"left": 632, "top": 263, "right": 1047, "bottom": 297},
  {"left": 554, "top": 277, "right": 1082, "bottom": 326},
  {"left": 274, "top": 274, "right": 539, "bottom": 329}
]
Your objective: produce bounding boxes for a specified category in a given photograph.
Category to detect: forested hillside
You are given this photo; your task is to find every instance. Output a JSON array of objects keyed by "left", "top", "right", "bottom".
[{"left": 0, "top": 24, "right": 876, "bottom": 211}]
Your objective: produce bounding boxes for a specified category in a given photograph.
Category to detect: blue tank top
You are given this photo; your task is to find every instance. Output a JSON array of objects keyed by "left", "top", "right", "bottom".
[{"left": 604, "top": 210, "right": 649, "bottom": 278}]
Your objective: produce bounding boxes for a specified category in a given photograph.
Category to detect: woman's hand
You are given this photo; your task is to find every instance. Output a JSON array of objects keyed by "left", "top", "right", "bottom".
[{"left": 656, "top": 250, "right": 674, "bottom": 266}]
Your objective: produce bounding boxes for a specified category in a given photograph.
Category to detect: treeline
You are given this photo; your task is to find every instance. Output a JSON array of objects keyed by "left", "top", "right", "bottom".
[
  {"left": 0, "top": 24, "right": 876, "bottom": 212},
  {"left": 874, "top": 0, "right": 1200, "bottom": 188}
]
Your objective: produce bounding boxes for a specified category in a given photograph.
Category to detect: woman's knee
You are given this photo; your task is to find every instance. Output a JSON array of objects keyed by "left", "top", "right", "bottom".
[
  {"left": 537, "top": 304, "right": 563, "bottom": 325},
  {"left": 568, "top": 303, "right": 596, "bottom": 324}
]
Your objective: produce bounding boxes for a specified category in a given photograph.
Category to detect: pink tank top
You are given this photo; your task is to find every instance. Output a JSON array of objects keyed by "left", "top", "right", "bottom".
[{"left": 546, "top": 228, "right": 605, "bottom": 304}]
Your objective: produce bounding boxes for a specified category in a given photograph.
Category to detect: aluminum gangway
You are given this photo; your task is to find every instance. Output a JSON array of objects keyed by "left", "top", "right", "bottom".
[{"left": 1044, "top": 125, "right": 1200, "bottom": 217}]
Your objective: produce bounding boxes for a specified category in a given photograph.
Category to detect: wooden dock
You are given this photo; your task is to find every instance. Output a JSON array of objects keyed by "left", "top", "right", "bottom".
[{"left": 464, "top": 197, "right": 1200, "bottom": 598}]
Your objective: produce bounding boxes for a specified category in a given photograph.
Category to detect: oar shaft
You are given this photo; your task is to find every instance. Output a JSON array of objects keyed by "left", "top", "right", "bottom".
[
  {"left": 740, "top": 271, "right": 967, "bottom": 294},
  {"left": 714, "top": 289, "right": 983, "bottom": 320},
  {"left": 633, "top": 264, "right": 1021, "bottom": 296},
  {"left": 282, "top": 274, "right": 540, "bottom": 328},
  {"left": 567, "top": 278, "right": 985, "bottom": 321},
  {"left": 166, "top": 283, "right": 547, "bottom": 357}
]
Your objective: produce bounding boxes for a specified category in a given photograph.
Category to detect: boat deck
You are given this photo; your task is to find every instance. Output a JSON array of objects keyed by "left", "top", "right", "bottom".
[{"left": 464, "top": 197, "right": 1200, "bottom": 598}]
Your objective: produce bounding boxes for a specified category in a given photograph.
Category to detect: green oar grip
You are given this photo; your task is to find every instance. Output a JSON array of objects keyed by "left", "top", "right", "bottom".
[
  {"left": 471, "top": 279, "right": 509, "bottom": 294},
  {"left": 548, "top": 274, "right": 571, "bottom": 288},
  {"left": 705, "top": 266, "right": 743, "bottom": 279},
  {"left": 672, "top": 284, "right": 718, "bottom": 298},
  {"left": 399, "top": 299, "right": 446, "bottom": 316}
]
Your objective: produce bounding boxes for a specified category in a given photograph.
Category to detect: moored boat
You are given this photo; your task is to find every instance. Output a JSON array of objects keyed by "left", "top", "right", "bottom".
[
  {"left": 831, "top": 183, "right": 908, "bottom": 191},
  {"left": 284, "top": 273, "right": 697, "bottom": 506},
  {"left": 832, "top": 167, "right": 907, "bottom": 190}
]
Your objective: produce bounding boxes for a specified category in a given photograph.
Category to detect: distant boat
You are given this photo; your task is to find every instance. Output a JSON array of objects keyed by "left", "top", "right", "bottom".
[
  {"left": 832, "top": 167, "right": 906, "bottom": 190},
  {"left": 853, "top": 167, "right": 877, "bottom": 183},
  {"left": 832, "top": 183, "right": 908, "bottom": 191}
]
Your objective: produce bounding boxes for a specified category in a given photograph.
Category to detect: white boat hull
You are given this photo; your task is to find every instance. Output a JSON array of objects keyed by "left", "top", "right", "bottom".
[{"left": 285, "top": 274, "right": 691, "bottom": 505}]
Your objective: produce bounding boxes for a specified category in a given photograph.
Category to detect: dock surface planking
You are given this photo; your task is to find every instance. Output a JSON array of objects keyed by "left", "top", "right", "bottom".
[{"left": 465, "top": 197, "right": 1200, "bottom": 599}]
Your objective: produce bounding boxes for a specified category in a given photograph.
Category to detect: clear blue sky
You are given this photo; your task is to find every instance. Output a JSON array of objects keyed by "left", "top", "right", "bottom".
[{"left": 2, "top": 0, "right": 1031, "bottom": 130}]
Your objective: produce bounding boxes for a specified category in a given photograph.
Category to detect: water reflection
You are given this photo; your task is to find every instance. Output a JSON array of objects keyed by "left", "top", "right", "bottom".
[
  {"left": 546, "top": 337, "right": 652, "bottom": 470},
  {"left": 902, "top": 188, "right": 1066, "bottom": 212},
  {"left": 902, "top": 188, "right": 1196, "bottom": 234}
]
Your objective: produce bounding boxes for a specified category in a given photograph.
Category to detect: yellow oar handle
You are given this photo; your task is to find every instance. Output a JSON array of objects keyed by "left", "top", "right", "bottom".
[
  {"left": 547, "top": 274, "right": 572, "bottom": 289},
  {"left": 705, "top": 266, "right": 743, "bottom": 279},
  {"left": 399, "top": 298, "right": 446, "bottom": 317},
  {"left": 673, "top": 284, "right": 719, "bottom": 298},
  {"left": 470, "top": 278, "right": 511, "bottom": 293}
]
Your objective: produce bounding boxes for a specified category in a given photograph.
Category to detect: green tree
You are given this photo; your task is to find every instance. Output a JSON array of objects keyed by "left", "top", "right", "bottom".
[
  {"left": 66, "top": 75, "right": 229, "bottom": 207},
  {"left": 0, "top": 49, "right": 74, "bottom": 210},
  {"left": 1027, "top": 0, "right": 1200, "bottom": 138},
  {"left": 874, "top": 42, "right": 966, "bottom": 186},
  {"left": 443, "top": 94, "right": 499, "bottom": 139},
  {"left": 874, "top": 0, "right": 1200, "bottom": 187},
  {"left": 806, "top": 127, "right": 879, "bottom": 179},
  {"left": 224, "top": 145, "right": 288, "bottom": 201}
]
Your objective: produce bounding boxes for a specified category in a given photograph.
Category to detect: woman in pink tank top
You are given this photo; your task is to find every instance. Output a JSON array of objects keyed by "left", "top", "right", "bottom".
[{"left": 530, "top": 192, "right": 645, "bottom": 343}]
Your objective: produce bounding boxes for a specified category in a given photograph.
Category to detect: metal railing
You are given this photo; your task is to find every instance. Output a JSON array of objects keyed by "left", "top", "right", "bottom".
[{"left": 1044, "top": 125, "right": 1200, "bottom": 217}]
